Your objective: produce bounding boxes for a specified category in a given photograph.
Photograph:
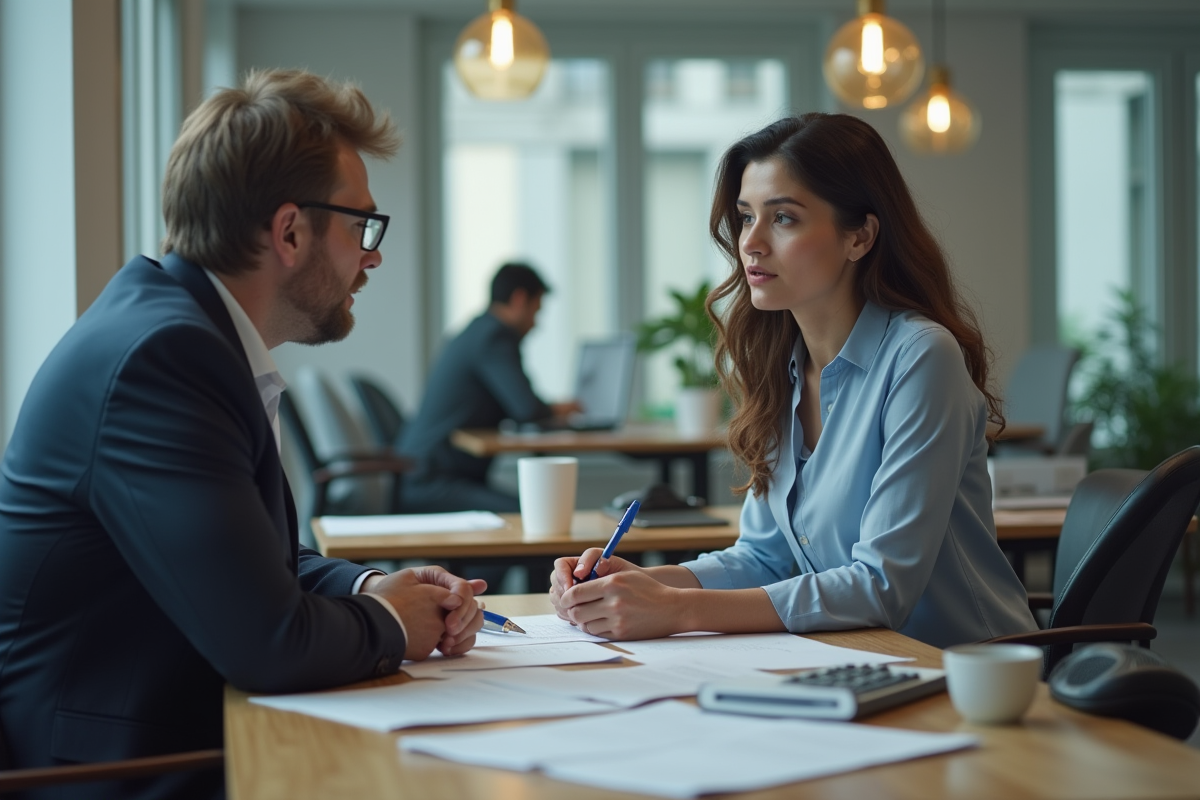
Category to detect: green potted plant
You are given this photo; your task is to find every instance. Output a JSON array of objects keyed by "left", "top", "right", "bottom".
[
  {"left": 1070, "top": 289, "right": 1200, "bottom": 470},
  {"left": 635, "top": 281, "right": 721, "bottom": 436}
]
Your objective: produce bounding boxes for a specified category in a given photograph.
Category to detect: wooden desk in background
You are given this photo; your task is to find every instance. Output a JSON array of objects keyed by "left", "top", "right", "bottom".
[
  {"left": 315, "top": 505, "right": 1069, "bottom": 565},
  {"left": 450, "top": 423, "right": 726, "bottom": 500},
  {"left": 225, "top": 593, "right": 1200, "bottom": 800}
]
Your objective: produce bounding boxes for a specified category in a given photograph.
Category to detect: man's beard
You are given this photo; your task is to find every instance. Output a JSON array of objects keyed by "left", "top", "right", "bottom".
[{"left": 283, "top": 239, "right": 367, "bottom": 345}]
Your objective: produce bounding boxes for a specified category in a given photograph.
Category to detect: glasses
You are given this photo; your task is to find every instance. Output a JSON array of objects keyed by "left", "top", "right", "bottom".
[{"left": 297, "top": 201, "right": 390, "bottom": 252}]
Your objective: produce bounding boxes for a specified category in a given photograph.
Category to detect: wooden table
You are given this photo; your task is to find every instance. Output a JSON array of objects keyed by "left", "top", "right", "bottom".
[
  {"left": 225, "top": 594, "right": 1200, "bottom": 800},
  {"left": 451, "top": 423, "right": 727, "bottom": 500}
]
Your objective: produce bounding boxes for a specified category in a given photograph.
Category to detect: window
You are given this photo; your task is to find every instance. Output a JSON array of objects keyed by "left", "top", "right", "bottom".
[
  {"left": 442, "top": 59, "right": 612, "bottom": 400},
  {"left": 641, "top": 58, "right": 787, "bottom": 412},
  {"left": 1054, "top": 70, "right": 1155, "bottom": 346}
]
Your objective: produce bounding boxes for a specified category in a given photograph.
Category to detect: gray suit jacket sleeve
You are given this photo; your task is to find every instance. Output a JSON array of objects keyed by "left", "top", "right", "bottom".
[{"left": 86, "top": 322, "right": 406, "bottom": 694}]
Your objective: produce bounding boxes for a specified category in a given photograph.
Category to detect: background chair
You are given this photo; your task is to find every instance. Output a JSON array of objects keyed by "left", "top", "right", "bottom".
[
  {"left": 279, "top": 381, "right": 412, "bottom": 524},
  {"left": 996, "top": 344, "right": 1080, "bottom": 455},
  {"left": 349, "top": 374, "right": 407, "bottom": 448},
  {"left": 989, "top": 446, "right": 1200, "bottom": 676},
  {"left": 0, "top": 725, "right": 222, "bottom": 795}
]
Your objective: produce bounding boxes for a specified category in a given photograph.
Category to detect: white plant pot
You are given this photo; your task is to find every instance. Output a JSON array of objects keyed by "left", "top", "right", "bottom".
[{"left": 675, "top": 387, "right": 721, "bottom": 438}]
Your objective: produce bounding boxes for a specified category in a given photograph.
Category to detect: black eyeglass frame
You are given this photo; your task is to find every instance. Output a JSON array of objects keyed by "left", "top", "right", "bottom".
[{"left": 297, "top": 201, "right": 390, "bottom": 252}]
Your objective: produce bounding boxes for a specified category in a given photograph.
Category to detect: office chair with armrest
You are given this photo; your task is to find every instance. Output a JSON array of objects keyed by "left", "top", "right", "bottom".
[
  {"left": 988, "top": 446, "right": 1200, "bottom": 677},
  {"left": 348, "top": 374, "right": 407, "bottom": 448},
  {"left": 0, "top": 725, "right": 223, "bottom": 795},
  {"left": 278, "top": 391, "right": 412, "bottom": 519}
]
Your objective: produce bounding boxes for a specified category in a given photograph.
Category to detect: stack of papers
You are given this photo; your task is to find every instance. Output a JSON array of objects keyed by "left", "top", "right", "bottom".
[
  {"left": 250, "top": 676, "right": 613, "bottom": 731},
  {"left": 250, "top": 623, "right": 912, "bottom": 733},
  {"left": 402, "top": 701, "right": 978, "bottom": 798},
  {"left": 318, "top": 511, "right": 506, "bottom": 536}
]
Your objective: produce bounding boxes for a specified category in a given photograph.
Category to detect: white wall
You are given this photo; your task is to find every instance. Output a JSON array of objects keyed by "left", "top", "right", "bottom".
[
  {"left": 237, "top": 8, "right": 426, "bottom": 413},
  {"left": 873, "top": 12, "right": 1031, "bottom": 387}
]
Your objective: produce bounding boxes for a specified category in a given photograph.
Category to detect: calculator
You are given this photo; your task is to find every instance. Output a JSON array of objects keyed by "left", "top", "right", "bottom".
[{"left": 697, "top": 664, "right": 947, "bottom": 721}]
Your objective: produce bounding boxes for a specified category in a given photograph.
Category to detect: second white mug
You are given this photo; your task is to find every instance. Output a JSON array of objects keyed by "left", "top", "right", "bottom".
[{"left": 517, "top": 456, "right": 578, "bottom": 539}]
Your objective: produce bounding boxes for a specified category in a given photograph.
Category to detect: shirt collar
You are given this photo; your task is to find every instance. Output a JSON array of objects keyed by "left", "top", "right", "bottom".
[
  {"left": 203, "top": 269, "right": 284, "bottom": 386},
  {"left": 788, "top": 301, "right": 891, "bottom": 383}
]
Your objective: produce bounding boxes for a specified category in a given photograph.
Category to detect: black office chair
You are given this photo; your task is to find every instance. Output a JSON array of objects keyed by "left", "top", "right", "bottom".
[
  {"left": 989, "top": 446, "right": 1200, "bottom": 676},
  {"left": 0, "top": 725, "right": 222, "bottom": 795},
  {"left": 278, "top": 391, "right": 413, "bottom": 519},
  {"left": 349, "top": 374, "right": 407, "bottom": 448}
]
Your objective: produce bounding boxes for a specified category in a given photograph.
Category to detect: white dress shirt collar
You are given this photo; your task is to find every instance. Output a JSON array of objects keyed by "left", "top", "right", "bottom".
[{"left": 203, "top": 269, "right": 287, "bottom": 452}]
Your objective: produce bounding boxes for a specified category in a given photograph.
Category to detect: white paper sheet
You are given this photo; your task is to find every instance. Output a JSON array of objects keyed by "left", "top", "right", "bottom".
[
  {"left": 318, "top": 511, "right": 506, "bottom": 536},
  {"left": 474, "top": 614, "right": 610, "bottom": 647},
  {"left": 476, "top": 660, "right": 764, "bottom": 707},
  {"left": 612, "top": 633, "right": 910, "bottom": 670},
  {"left": 249, "top": 676, "right": 614, "bottom": 732},
  {"left": 401, "top": 701, "right": 978, "bottom": 798},
  {"left": 400, "top": 642, "right": 622, "bottom": 678}
]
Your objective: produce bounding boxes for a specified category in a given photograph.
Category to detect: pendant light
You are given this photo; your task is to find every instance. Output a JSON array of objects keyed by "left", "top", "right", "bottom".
[
  {"left": 899, "top": 0, "right": 980, "bottom": 154},
  {"left": 454, "top": 0, "right": 550, "bottom": 101},
  {"left": 823, "top": 0, "right": 924, "bottom": 110}
]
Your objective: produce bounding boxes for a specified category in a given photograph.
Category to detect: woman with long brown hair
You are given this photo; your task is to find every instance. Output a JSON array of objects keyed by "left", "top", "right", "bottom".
[{"left": 551, "top": 114, "right": 1035, "bottom": 648}]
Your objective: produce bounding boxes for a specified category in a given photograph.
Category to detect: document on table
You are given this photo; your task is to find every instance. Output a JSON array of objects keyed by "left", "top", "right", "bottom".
[
  {"left": 250, "top": 676, "right": 613, "bottom": 732},
  {"left": 474, "top": 614, "right": 610, "bottom": 647},
  {"left": 611, "top": 633, "right": 910, "bottom": 670},
  {"left": 400, "top": 641, "right": 622, "bottom": 678},
  {"left": 476, "top": 660, "right": 764, "bottom": 708},
  {"left": 318, "top": 511, "right": 506, "bottom": 536},
  {"left": 402, "top": 700, "right": 978, "bottom": 798}
]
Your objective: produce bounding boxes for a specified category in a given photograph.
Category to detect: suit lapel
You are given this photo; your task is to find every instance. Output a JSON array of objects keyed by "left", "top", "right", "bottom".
[{"left": 158, "top": 253, "right": 300, "bottom": 571}]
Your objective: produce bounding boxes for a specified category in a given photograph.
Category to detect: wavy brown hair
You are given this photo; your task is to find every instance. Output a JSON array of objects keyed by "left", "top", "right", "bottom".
[{"left": 707, "top": 113, "right": 1003, "bottom": 497}]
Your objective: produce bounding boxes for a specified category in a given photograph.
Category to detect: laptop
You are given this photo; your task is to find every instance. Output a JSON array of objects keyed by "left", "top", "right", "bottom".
[{"left": 522, "top": 336, "right": 636, "bottom": 432}]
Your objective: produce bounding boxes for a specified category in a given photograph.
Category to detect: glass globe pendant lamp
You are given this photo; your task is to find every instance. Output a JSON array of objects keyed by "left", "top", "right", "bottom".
[
  {"left": 823, "top": 0, "right": 924, "bottom": 109},
  {"left": 453, "top": 0, "right": 550, "bottom": 101},
  {"left": 899, "top": 65, "right": 980, "bottom": 153}
]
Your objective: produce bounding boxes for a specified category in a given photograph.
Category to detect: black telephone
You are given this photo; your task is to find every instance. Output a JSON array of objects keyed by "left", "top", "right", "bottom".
[
  {"left": 610, "top": 483, "right": 697, "bottom": 512},
  {"left": 603, "top": 484, "right": 727, "bottom": 528}
]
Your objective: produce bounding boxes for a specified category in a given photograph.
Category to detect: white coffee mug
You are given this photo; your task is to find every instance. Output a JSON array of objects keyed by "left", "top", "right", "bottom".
[
  {"left": 517, "top": 457, "right": 578, "bottom": 539},
  {"left": 943, "top": 643, "right": 1042, "bottom": 724}
]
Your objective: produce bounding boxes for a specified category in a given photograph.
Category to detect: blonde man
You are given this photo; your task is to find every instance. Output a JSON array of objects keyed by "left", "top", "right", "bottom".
[{"left": 0, "top": 70, "right": 483, "bottom": 800}]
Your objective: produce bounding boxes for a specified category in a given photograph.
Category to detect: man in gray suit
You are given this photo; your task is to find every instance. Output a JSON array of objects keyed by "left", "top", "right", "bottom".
[
  {"left": 400, "top": 263, "right": 580, "bottom": 512},
  {"left": 0, "top": 69, "right": 483, "bottom": 800}
]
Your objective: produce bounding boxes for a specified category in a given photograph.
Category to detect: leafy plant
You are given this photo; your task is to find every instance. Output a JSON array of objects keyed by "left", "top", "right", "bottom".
[
  {"left": 635, "top": 282, "right": 719, "bottom": 389},
  {"left": 1070, "top": 289, "right": 1200, "bottom": 470}
]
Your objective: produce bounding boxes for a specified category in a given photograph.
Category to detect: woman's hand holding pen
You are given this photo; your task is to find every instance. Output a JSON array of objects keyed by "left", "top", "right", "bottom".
[
  {"left": 554, "top": 566, "right": 692, "bottom": 641},
  {"left": 549, "top": 550, "right": 643, "bottom": 618}
]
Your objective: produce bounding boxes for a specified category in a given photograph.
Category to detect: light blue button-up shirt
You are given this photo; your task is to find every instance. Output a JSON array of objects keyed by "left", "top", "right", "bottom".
[{"left": 683, "top": 302, "right": 1037, "bottom": 648}]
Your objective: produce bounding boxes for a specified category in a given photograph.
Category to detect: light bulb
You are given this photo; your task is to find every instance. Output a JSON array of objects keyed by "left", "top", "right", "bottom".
[
  {"left": 926, "top": 92, "right": 951, "bottom": 132},
  {"left": 823, "top": 0, "right": 924, "bottom": 109},
  {"left": 900, "top": 66, "right": 980, "bottom": 154},
  {"left": 489, "top": 15, "right": 514, "bottom": 69},
  {"left": 454, "top": 0, "right": 549, "bottom": 101},
  {"left": 860, "top": 20, "right": 885, "bottom": 74}
]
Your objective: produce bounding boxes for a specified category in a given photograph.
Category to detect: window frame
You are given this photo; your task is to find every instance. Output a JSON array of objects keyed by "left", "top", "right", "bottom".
[{"left": 1030, "top": 24, "right": 1200, "bottom": 373}]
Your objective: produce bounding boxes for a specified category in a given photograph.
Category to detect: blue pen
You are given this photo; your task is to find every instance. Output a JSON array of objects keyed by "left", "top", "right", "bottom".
[
  {"left": 481, "top": 609, "right": 526, "bottom": 634},
  {"left": 580, "top": 499, "right": 641, "bottom": 582}
]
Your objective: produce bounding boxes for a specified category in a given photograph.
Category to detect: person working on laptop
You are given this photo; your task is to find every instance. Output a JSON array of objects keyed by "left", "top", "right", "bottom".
[
  {"left": 549, "top": 114, "right": 1036, "bottom": 649},
  {"left": 400, "top": 263, "right": 581, "bottom": 513}
]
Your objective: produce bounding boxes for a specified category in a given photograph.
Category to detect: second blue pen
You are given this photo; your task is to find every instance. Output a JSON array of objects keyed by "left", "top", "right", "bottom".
[{"left": 580, "top": 499, "right": 641, "bottom": 582}]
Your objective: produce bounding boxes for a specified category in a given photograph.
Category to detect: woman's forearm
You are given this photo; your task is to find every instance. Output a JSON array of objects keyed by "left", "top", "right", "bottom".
[
  {"left": 671, "top": 586, "right": 787, "bottom": 634},
  {"left": 643, "top": 564, "right": 703, "bottom": 589}
]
